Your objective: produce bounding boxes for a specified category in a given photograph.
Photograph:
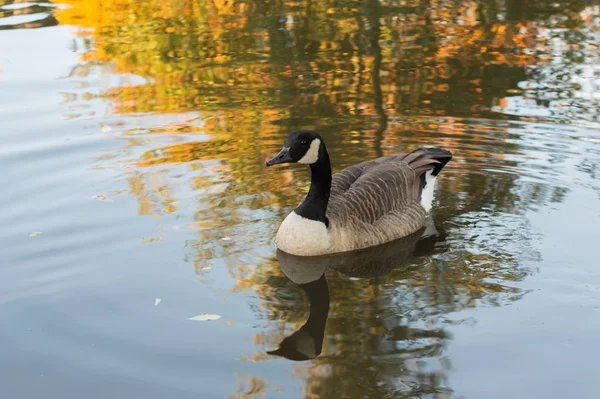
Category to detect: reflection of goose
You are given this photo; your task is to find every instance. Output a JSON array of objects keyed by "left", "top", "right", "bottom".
[
  {"left": 267, "top": 227, "right": 443, "bottom": 361},
  {"left": 267, "top": 275, "right": 329, "bottom": 361},
  {"left": 266, "top": 130, "right": 452, "bottom": 256}
]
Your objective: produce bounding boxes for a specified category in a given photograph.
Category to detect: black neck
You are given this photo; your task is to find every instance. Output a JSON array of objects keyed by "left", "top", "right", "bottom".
[{"left": 295, "top": 145, "right": 332, "bottom": 226}]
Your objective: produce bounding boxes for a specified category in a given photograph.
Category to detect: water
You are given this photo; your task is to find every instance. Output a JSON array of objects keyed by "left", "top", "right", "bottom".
[{"left": 1, "top": 1, "right": 599, "bottom": 398}]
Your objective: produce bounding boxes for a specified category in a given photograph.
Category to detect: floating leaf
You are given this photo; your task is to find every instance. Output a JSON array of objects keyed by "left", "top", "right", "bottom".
[
  {"left": 154, "top": 298, "right": 161, "bottom": 306},
  {"left": 29, "top": 231, "right": 42, "bottom": 237},
  {"left": 143, "top": 236, "right": 163, "bottom": 243},
  {"left": 91, "top": 195, "right": 113, "bottom": 202},
  {"left": 187, "top": 313, "right": 222, "bottom": 321}
]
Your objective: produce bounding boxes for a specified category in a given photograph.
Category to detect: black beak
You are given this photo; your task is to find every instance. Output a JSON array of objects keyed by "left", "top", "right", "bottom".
[{"left": 266, "top": 147, "right": 293, "bottom": 166}]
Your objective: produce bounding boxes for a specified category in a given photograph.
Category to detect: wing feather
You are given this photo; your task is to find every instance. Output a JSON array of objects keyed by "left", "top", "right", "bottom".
[{"left": 327, "top": 150, "right": 448, "bottom": 226}]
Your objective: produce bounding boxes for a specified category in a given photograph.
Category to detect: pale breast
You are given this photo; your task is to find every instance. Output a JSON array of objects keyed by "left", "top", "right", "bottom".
[{"left": 275, "top": 211, "right": 332, "bottom": 256}]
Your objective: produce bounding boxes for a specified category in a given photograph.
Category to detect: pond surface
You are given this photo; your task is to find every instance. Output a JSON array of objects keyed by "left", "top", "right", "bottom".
[{"left": 1, "top": 1, "right": 600, "bottom": 398}]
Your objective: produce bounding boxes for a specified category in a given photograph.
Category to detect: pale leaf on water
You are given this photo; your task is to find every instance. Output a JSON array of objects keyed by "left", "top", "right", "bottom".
[
  {"left": 92, "top": 195, "right": 113, "bottom": 202},
  {"left": 142, "top": 236, "right": 163, "bottom": 243},
  {"left": 154, "top": 298, "right": 161, "bottom": 306},
  {"left": 29, "top": 231, "right": 42, "bottom": 237},
  {"left": 187, "top": 314, "right": 222, "bottom": 321}
]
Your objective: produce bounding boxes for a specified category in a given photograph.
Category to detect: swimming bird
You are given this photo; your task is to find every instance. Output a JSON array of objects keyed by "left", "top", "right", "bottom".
[{"left": 266, "top": 130, "right": 452, "bottom": 256}]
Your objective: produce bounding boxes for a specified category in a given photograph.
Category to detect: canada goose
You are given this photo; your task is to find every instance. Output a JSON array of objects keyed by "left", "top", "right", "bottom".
[
  {"left": 266, "top": 130, "right": 452, "bottom": 256},
  {"left": 268, "top": 228, "right": 442, "bottom": 361}
]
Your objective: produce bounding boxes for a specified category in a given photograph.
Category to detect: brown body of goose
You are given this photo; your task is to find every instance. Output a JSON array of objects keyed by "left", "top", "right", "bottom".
[{"left": 266, "top": 131, "right": 452, "bottom": 256}]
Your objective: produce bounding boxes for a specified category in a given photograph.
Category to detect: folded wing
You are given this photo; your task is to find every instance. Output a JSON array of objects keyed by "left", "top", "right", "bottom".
[{"left": 328, "top": 149, "right": 452, "bottom": 226}]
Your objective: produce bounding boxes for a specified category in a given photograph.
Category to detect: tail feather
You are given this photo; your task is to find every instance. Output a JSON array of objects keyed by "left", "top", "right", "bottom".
[
  {"left": 408, "top": 147, "right": 452, "bottom": 211},
  {"left": 405, "top": 147, "right": 452, "bottom": 176},
  {"left": 421, "top": 147, "right": 452, "bottom": 176}
]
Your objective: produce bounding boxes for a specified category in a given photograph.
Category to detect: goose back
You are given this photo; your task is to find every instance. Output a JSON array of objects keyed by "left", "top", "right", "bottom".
[{"left": 325, "top": 148, "right": 451, "bottom": 253}]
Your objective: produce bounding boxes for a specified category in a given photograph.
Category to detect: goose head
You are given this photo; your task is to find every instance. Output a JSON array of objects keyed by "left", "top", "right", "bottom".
[{"left": 266, "top": 130, "right": 323, "bottom": 166}]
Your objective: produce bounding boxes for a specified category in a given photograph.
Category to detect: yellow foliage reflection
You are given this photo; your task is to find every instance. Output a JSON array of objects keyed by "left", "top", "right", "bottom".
[{"left": 50, "top": 0, "right": 598, "bottom": 396}]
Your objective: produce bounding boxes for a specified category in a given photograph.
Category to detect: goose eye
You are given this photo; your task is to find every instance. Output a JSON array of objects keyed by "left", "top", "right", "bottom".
[{"left": 300, "top": 140, "right": 307, "bottom": 145}]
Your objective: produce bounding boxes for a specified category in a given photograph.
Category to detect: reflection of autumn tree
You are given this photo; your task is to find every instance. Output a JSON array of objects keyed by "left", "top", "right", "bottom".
[{"left": 56, "top": 0, "right": 588, "bottom": 116}]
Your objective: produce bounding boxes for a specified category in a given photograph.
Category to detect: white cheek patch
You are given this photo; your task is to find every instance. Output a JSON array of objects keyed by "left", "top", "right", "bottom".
[{"left": 298, "top": 139, "right": 321, "bottom": 164}]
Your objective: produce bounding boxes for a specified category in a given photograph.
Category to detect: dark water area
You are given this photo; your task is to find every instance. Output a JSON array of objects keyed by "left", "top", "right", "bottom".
[{"left": 1, "top": 0, "right": 600, "bottom": 398}]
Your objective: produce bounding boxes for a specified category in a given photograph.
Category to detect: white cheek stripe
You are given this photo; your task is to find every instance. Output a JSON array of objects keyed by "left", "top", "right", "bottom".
[{"left": 298, "top": 139, "right": 321, "bottom": 164}]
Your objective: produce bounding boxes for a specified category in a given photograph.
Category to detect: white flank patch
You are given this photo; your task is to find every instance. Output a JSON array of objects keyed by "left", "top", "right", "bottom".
[
  {"left": 420, "top": 169, "right": 436, "bottom": 212},
  {"left": 276, "top": 211, "right": 331, "bottom": 256},
  {"left": 297, "top": 138, "right": 321, "bottom": 164}
]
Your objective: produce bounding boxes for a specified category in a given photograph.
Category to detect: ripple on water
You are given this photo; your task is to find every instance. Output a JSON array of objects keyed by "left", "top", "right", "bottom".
[{"left": 0, "top": 1, "right": 62, "bottom": 30}]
